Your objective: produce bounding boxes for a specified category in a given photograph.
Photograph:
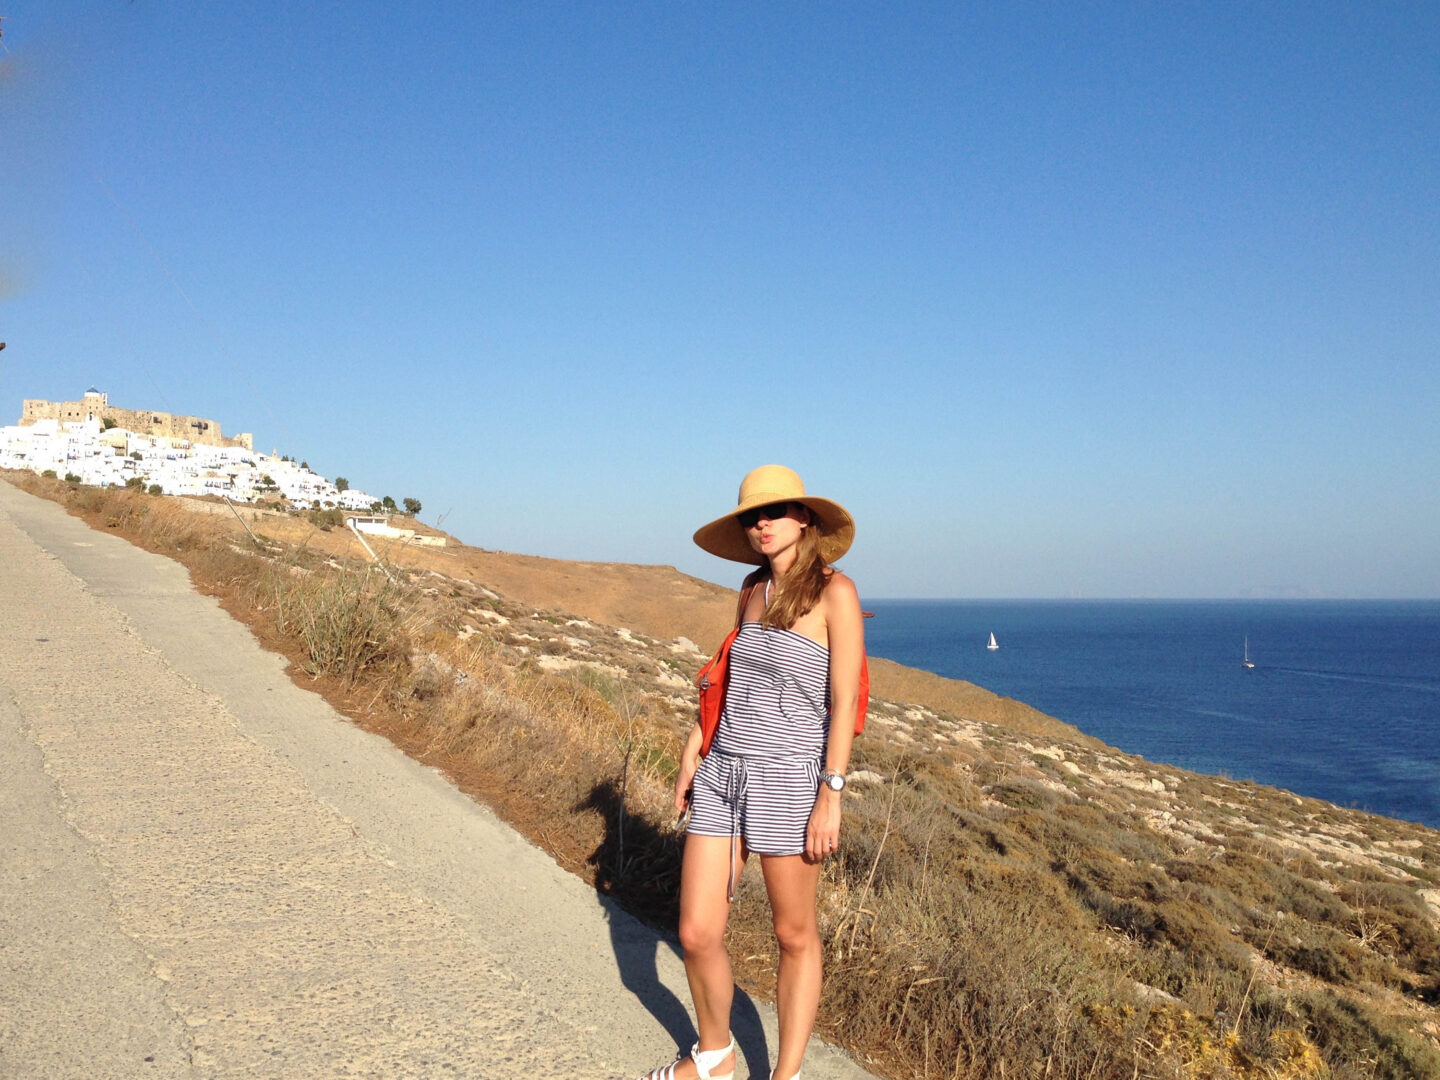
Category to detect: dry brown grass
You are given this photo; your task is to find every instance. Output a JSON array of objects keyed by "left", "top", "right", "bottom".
[
  {"left": 249, "top": 564, "right": 413, "bottom": 684},
  {"left": 8, "top": 470, "right": 1440, "bottom": 1080},
  {"left": 161, "top": 489, "right": 1089, "bottom": 745}
]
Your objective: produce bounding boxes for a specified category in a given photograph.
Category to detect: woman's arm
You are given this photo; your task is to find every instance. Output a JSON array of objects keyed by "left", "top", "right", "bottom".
[
  {"left": 806, "top": 572, "right": 864, "bottom": 860},
  {"left": 674, "top": 720, "right": 704, "bottom": 813}
]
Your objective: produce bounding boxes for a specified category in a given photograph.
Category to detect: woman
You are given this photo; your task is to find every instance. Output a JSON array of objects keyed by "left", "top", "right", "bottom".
[{"left": 638, "top": 465, "right": 864, "bottom": 1080}]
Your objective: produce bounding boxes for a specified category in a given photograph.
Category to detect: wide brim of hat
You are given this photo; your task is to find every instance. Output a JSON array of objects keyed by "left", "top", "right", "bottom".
[{"left": 693, "top": 496, "right": 855, "bottom": 565}]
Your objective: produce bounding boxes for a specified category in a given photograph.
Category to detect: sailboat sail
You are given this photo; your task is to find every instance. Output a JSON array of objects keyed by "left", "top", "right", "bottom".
[{"left": 987, "top": 632, "right": 999, "bottom": 651}]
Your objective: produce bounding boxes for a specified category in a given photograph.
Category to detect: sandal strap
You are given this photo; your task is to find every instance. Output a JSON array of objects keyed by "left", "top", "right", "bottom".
[
  {"left": 690, "top": 1036, "right": 736, "bottom": 1080},
  {"left": 638, "top": 1053, "right": 684, "bottom": 1080}
]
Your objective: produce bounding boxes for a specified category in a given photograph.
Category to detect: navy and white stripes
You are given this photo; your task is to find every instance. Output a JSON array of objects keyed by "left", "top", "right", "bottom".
[
  {"left": 687, "top": 622, "right": 831, "bottom": 859},
  {"left": 714, "top": 622, "right": 830, "bottom": 757}
]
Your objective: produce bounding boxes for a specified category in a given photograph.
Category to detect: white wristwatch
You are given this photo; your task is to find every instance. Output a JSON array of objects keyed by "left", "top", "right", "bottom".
[{"left": 819, "top": 770, "right": 846, "bottom": 792}]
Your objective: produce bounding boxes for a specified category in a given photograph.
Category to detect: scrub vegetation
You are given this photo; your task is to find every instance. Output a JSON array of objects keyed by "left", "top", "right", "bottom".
[{"left": 8, "top": 469, "right": 1440, "bottom": 1080}]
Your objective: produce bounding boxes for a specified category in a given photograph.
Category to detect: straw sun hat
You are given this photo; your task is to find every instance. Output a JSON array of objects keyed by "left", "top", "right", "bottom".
[{"left": 693, "top": 464, "right": 855, "bottom": 565}]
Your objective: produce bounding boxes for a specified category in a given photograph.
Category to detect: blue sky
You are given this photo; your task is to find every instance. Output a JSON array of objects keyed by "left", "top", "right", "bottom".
[{"left": 2, "top": 3, "right": 1436, "bottom": 598}]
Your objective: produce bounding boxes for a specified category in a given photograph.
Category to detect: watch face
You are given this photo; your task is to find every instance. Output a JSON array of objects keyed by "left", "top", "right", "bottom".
[{"left": 825, "top": 773, "right": 845, "bottom": 791}]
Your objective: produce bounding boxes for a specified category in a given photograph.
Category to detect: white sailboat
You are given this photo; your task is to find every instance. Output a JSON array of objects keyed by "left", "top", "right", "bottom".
[
  {"left": 986, "top": 631, "right": 999, "bottom": 651},
  {"left": 1242, "top": 636, "right": 1255, "bottom": 669}
]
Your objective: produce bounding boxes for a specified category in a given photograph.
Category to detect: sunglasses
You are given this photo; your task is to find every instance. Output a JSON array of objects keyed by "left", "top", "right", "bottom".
[{"left": 738, "top": 502, "right": 794, "bottom": 530}]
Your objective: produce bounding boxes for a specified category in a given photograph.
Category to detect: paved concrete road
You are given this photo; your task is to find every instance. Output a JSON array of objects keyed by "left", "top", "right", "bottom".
[{"left": 0, "top": 480, "right": 875, "bottom": 1080}]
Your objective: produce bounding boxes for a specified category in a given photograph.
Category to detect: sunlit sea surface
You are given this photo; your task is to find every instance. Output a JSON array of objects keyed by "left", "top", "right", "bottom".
[{"left": 863, "top": 601, "right": 1440, "bottom": 829}]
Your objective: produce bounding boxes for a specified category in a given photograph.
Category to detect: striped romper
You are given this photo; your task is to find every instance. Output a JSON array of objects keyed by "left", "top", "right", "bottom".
[{"left": 688, "top": 621, "right": 830, "bottom": 857}]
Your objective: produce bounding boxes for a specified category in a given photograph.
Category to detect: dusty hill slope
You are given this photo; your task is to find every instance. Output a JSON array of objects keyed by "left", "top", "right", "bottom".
[{"left": 207, "top": 499, "right": 1086, "bottom": 745}]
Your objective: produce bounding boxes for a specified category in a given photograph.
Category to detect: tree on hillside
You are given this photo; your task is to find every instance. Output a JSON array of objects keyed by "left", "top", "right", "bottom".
[
  {"left": 101, "top": 417, "right": 117, "bottom": 430},
  {"left": 369, "top": 501, "right": 382, "bottom": 514},
  {"left": 335, "top": 477, "right": 349, "bottom": 492},
  {"left": 403, "top": 497, "right": 422, "bottom": 516},
  {"left": 381, "top": 495, "right": 397, "bottom": 512}
]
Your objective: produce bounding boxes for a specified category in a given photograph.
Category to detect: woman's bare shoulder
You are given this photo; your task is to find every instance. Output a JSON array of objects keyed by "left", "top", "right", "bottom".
[{"left": 821, "top": 570, "right": 860, "bottom": 607}]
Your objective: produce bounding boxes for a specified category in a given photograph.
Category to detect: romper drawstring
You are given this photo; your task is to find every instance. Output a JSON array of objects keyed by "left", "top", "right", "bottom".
[
  {"left": 709, "top": 751, "right": 821, "bottom": 903},
  {"left": 720, "top": 755, "right": 750, "bottom": 902}
]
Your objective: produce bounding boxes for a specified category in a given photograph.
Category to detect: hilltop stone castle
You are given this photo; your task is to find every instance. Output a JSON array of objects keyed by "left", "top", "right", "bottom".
[{"left": 21, "top": 389, "right": 253, "bottom": 450}]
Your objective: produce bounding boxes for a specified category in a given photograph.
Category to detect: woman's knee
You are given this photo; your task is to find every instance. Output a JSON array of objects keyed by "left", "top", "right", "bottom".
[
  {"left": 771, "top": 912, "right": 820, "bottom": 955},
  {"left": 679, "top": 912, "right": 727, "bottom": 957}
]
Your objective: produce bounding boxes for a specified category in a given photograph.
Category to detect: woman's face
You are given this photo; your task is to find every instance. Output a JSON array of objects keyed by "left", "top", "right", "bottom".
[{"left": 741, "top": 501, "right": 809, "bottom": 560}]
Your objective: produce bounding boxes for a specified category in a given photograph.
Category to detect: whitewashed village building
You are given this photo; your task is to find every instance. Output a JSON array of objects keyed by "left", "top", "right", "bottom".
[{"left": 2, "top": 393, "right": 380, "bottom": 511}]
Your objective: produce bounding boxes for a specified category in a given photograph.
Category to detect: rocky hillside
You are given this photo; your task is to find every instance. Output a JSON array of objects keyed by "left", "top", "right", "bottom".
[{"left": 222, "top": 499, "right": 1086, "bottom": 743}]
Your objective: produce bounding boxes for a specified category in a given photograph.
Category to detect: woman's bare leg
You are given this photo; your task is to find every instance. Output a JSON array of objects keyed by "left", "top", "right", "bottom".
[
  {"left": 669, "top": 834, "right": 744, "bottom": 1078},
  {"left": 759, "top": 853, "right": 823, "bottom": 1080}
]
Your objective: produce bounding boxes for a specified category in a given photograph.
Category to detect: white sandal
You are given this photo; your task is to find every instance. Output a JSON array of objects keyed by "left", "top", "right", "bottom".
[{"left": 636, "top": 1035, "right": 736, "bottom": 1080}]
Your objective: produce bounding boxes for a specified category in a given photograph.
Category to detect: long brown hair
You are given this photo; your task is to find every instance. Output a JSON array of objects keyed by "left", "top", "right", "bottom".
[{"left": 753, "top": 510, "right": 831, "bottom": 629}]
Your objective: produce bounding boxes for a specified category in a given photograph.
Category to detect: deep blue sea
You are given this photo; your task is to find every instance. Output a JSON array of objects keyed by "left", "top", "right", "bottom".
[{"left": 864, "top": 601, "right": 1440, "bottom": 829}]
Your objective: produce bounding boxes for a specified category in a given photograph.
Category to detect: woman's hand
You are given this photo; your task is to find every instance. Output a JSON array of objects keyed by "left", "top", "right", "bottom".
[
  {"left": 674, "top": 724, "right": 704, "bottom": 814},
  {"left": 674, "top": 754, "right": 700, "bottom": 814},
  {"left": 806, "top": 787, "right": 843, "bottom": 861}
]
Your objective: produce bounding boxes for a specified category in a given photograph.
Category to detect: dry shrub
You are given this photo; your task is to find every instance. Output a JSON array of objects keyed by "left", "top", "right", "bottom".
[
  {"left": 1246, "top": 990, "right": 1440, "bottom": 1080},
  {"left": 826, "top": 856, "right": 1129, "bottom": 1078},
  {"left": 1339, "top": 879, "right": 1440, "bottom": 988},
  {"left": 249, "top": 564, "right": 411, "bottom": 684}
]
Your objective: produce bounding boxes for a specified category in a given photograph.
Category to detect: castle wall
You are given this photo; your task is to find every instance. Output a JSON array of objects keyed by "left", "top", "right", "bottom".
[{"left": 20, "top": 395, "right": 252, "bottom": 450}]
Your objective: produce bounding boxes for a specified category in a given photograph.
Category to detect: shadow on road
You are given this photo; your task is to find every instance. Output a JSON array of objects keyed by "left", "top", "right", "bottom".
[{"left": 582, "top": 778, "right": 771, "bottom": 1080}]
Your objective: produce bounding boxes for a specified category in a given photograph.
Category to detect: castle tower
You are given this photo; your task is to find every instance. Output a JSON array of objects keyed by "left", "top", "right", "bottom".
[{"left": 82, "top": 387, "right": 109, "bottom": 418}]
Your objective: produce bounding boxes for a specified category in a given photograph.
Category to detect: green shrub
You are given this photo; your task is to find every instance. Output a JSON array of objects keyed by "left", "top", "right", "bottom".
[{"left": 307, "top": 507, "right": 345, "bottom": 530}]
